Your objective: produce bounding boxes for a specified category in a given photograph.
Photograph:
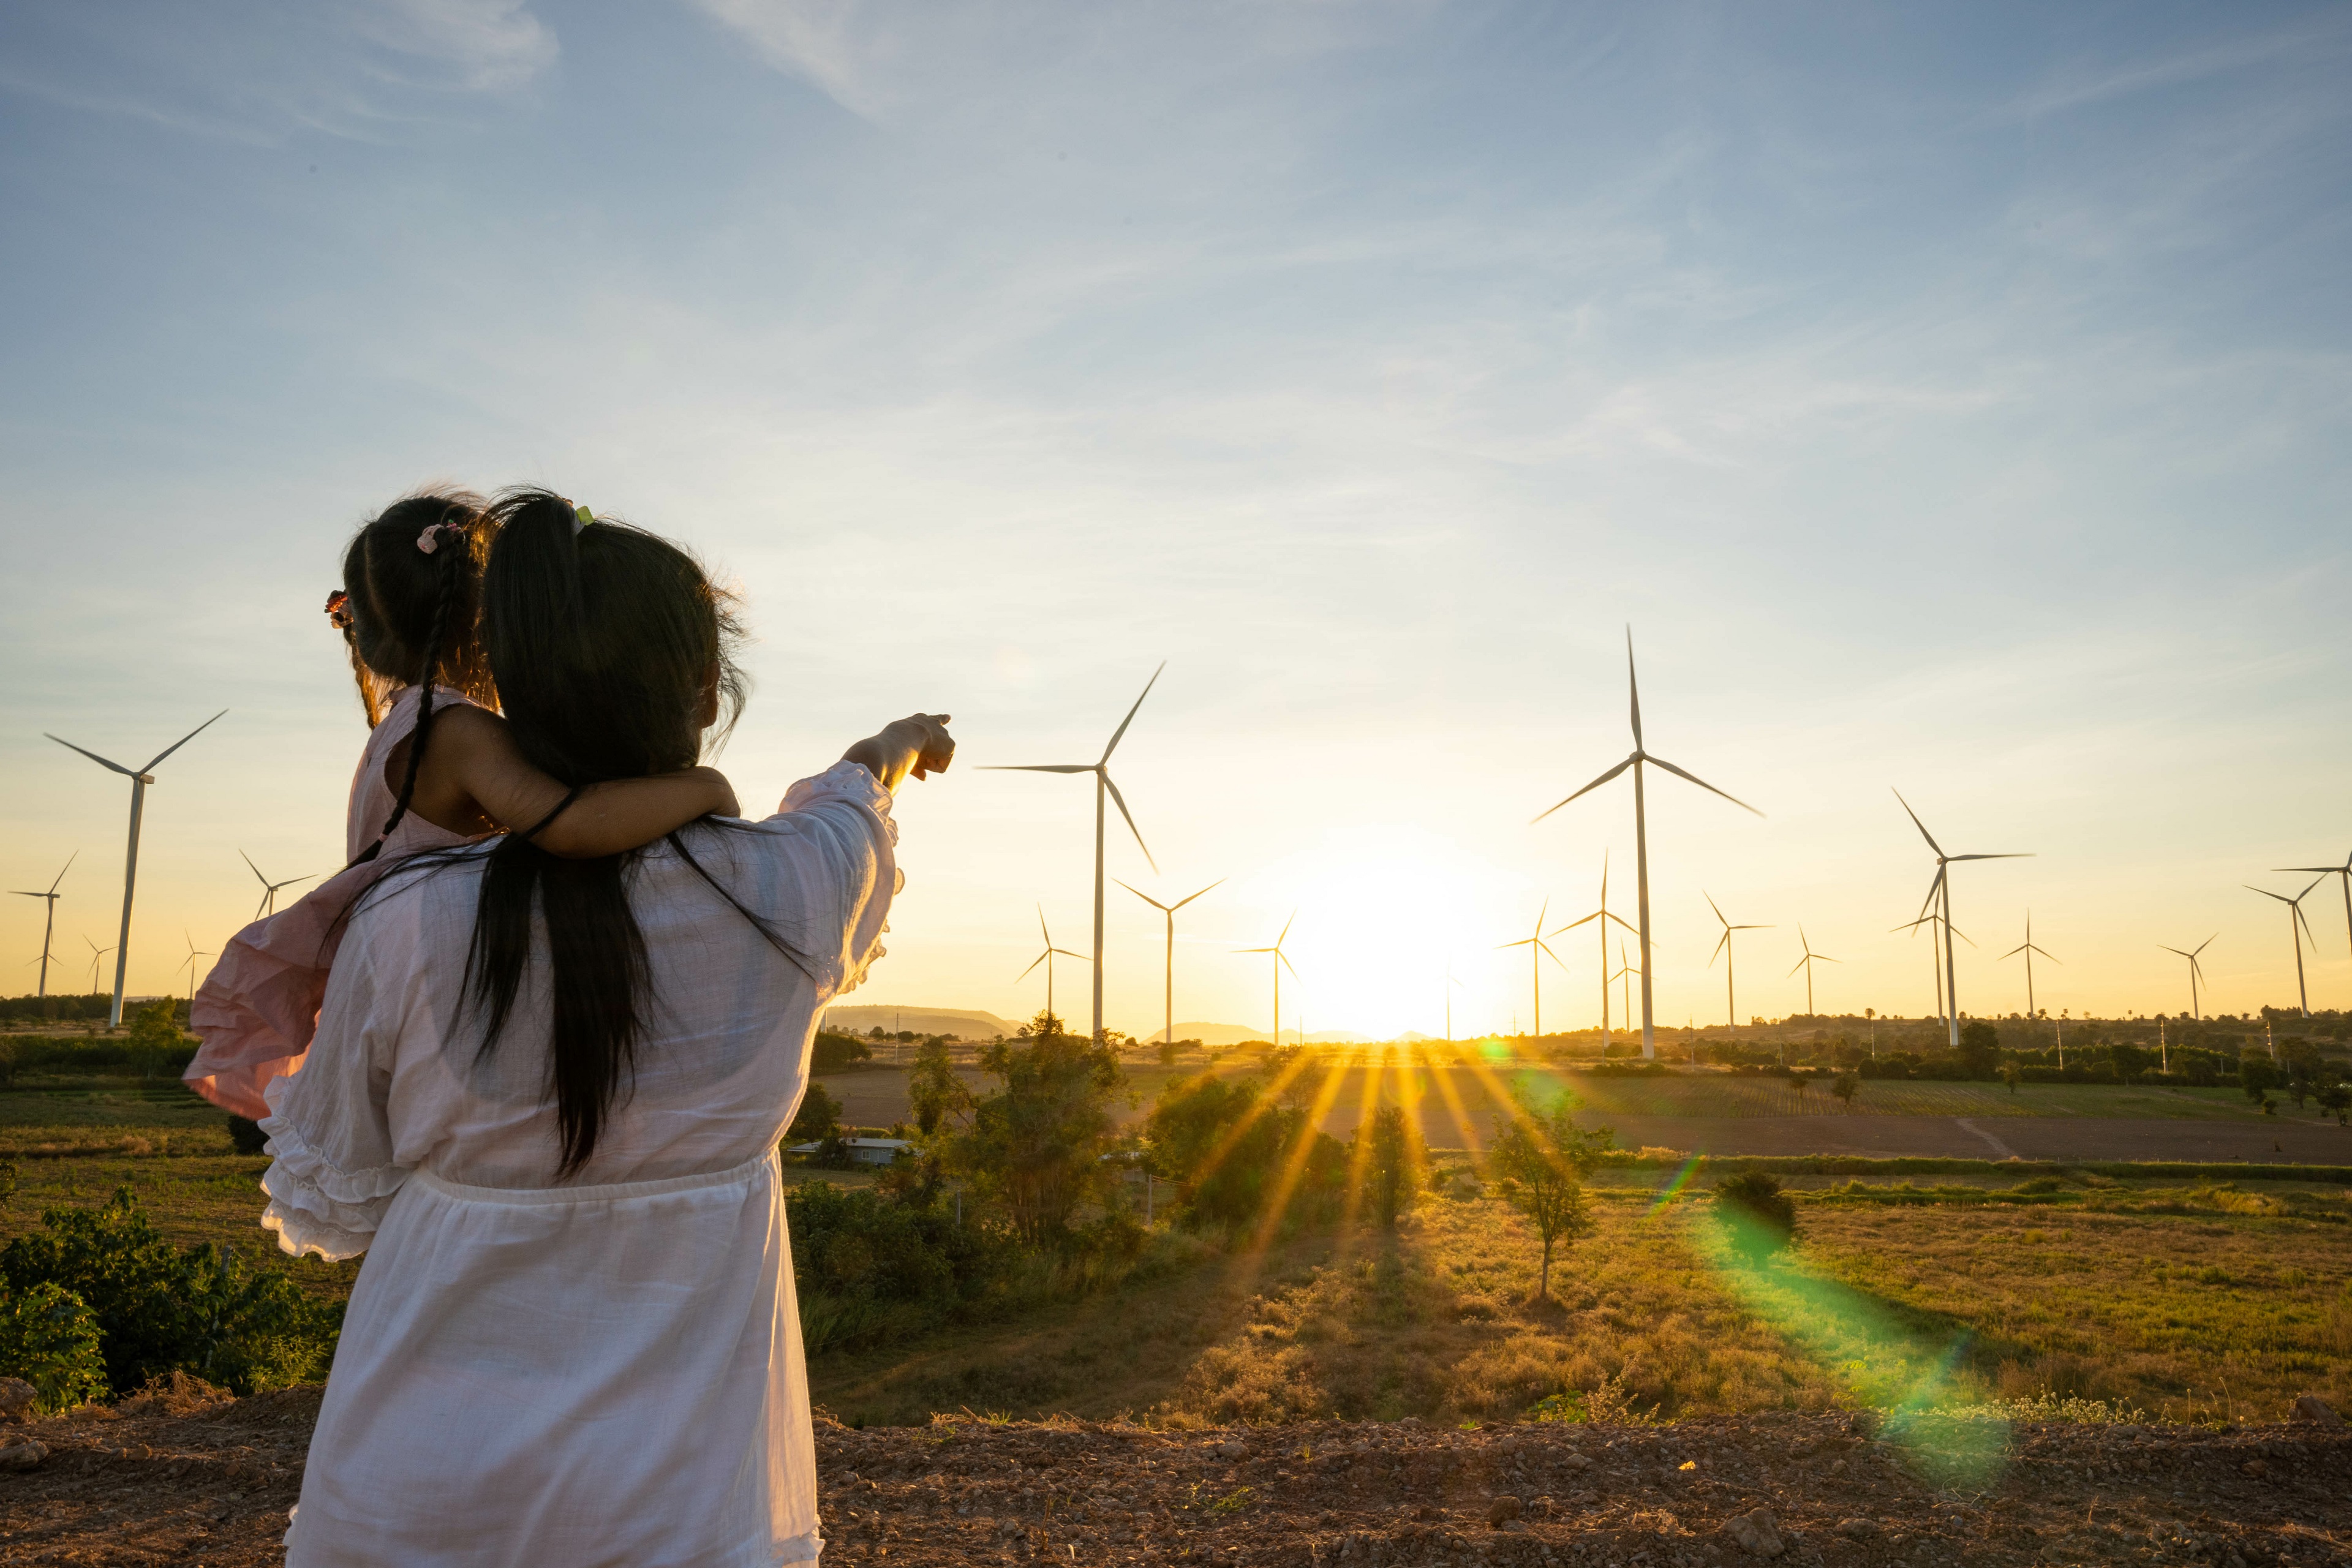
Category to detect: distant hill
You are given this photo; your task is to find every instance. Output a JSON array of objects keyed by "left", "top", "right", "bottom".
[
  {"left": 1170, "top": 1022, "right": 1390, "bottom": 1046},
  {"left": 822, "top": 1005, "right": 1023, "bottom": 1041}
]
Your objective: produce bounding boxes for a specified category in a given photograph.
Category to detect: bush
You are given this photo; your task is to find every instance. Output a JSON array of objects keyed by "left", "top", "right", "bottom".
[
  {"left": 811, "top": 1031, "right": 873, "bottom": 1074},
  {"left": 1713, "top": 1171, "right": 1796, "bottom": 1261},
  {"left": 0, "top": 1189, "right": 339, "bottom": 1395},
  {"left": 786, "top": 1181, "right": 1005, "bottom": 1353},
  {"left": 1147, "top": 1074, "right": 1344, "bottom": 1232},
  {"left": 0, "top": 1281, "right": 107, "bottom": 1414},
  {"left": 786, "top": 1083, "right": 842, "bottom": 1145},
  {"left": 226, "top": 1117, "right": 268, "bottom": 1156}
]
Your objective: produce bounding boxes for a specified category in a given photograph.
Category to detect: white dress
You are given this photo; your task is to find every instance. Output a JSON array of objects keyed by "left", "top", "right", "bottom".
[{"left": 260, "top": 761, "right": 898, "bottom": 1568}]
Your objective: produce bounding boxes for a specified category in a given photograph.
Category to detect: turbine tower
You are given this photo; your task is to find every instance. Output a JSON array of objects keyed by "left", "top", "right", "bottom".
[
  {"left": 1016, "top": 907, "right": 1088, "bottom": 1025},
  {"left": 2245, "top": 878, "right": 2324, "bottom": 1017},
  {"left": 2000, "top": 913, "right": 2060, "bottom": 1019},
  {"left": 81, "top": 937, "right": 113, "bottom": 995},
  {"left": 47, "top": 711, "right": 227, "bottom": 1026},
  {"left": 10, "top": 851, "right": 74, "bottom": 998},
  {"left": 1117, "top": 877, "right": 1223, "bottom": 1050},
  {"left": 1787, "top": 926, "right": 1839, "bottom": 1018},
  {"left": 1613, "top": 939, "right": 1638, "bottom": 1032},
  {"left": 1551, "top": 853, "right": 1635, "bottom": 1046},
  {"left": 240, "top": 851, "right": 318, "bottom": 920},
  {"left": 1533, "top": 630, "right": 1762, "bottom": 1058},
  {"left": 1443, "top": 963, "right": 1464, "bottom": 1043},
  {"left": 1704, "top": 893, "right": 1772, "bottom": 1030},
  {"left": 1496, "top": 899, "right": 1564, "bottom": 1039},
  {"left": 1893, "top": 910, "right": 1973, "bottom": 1023},
  {"left": 1893, "top": 790, "right": 2030, "bottom": 1049},
  {"left": 1235, "top": 913, "right": 1297, "bottom": 1048},
  {"left": 2274, "top": 850, "right": 2351, "bottom": 993},
  {"left": 2157, "top": 933, "right": 2217, "bottom": 1021},
  {"left": 984, "top": 666, "right": 1162, "bottom": 1041}
]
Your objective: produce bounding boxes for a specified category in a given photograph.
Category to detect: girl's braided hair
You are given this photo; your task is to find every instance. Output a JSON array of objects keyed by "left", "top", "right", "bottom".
[{"left": 336, "top": 487, "right": 497, "bottom": 864}]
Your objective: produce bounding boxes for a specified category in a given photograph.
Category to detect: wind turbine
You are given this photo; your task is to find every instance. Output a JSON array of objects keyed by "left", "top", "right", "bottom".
[
  {"left": 1551, "top": 853, "right": 1637, "bottom": 1046},
  {"left": 1893, "top": 910, "right": 1973, "bottom": 1022},
  {"left": 11, "top": 851, "right": 74, "bottom": 998},
  {"left": 1443, "top": 963, "right": 1464, "bottom": 1043},
  {"left": 1613, "top": 939, "right": 1638, "bottom": 1034},
  {"left": 2274, "top": 851, "right": 2352, "bottom": 993},
  {"left": 47, "top": 711, "right": 227, "bottom": 1026},
  {"left": 239, "top": 851, "right": 318, "bottom": 920},
  {"left": 1533, "top": 630, "right": 1762, "bottom": 1059},
  {"left": 1117, "top": 877, "right": 1223, "bottom": 1050},
  {"left": 1704, "top": 893, "right": 1772, "bottom": 1030},
  {"left": 176, "top": 930, "right": 213, "bottom": 1000},
  {"left": 984, "top": 666, "right": 1162, "bottom": 1041},
  {"left": 1787, "top": 926, "right": 1839, "bottom": 1018},
  {"left": 2000, "top": 913, "right": 2061, "bottom": 1019},
  {"left": 1495, "top": 899, "right": 1565, "bottom": 1039},
  {"left": 81, "top": 936, "right": 113, "bottom": 995},
  {"left": 1235, "top": 913, "right": 1297, "bottom": 1048},
  {"left": 1893, "top": 790, "right": 2030, "bottom": 1049},
  {"left": 2246, "top": 878, "right": 2324, "bottom": 1017},
  {"left": 1016, "top": 907, "right": 1088, "bottom": 1025},
  {"left": 2157, "top": 933, "right": 2217, "bottom": 1021}
]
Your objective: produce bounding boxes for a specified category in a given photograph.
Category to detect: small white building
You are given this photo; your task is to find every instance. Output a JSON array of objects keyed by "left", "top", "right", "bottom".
[{"left": 783, "top": 1136, "right": 914, "bottom": 1167}]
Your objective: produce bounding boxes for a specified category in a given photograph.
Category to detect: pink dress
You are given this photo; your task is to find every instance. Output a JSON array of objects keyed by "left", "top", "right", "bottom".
[{"left": 187, "top": 685, "right": 486, "bottom": 1118}]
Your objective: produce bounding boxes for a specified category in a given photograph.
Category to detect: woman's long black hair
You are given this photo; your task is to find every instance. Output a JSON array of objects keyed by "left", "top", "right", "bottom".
[{"left": 462, "top": 489, "right": 799, "bottom": 1177}]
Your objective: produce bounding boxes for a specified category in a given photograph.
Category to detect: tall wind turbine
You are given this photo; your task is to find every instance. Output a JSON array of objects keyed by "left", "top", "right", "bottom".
[
  {"left": 1532, "top": 630, "right": 1762, "bottom": 1058},
  {"left": 177, "top": 930, "right": 213, "bottom": 1000},
  {"left": 1893, "top": 791, "right": 2030, "bottom": 1049},
  {"left": 1551, "top": 853, "right": 1636, "bottom": 1046},
  {"left": 2000, "top": 914, "right": 2060, "bottom": 1019},
  {"left": 1117, "top": 877, "right": 1223, "bottom": 1050},
  {"left": 1496, "top": 900, "right": 1565, "bottom": 1039},
  {"left": 2274, "top": 851, "right": 2351, "bottom": 994},
  {"left": 2158, "top": 933, "right": 2217, "bottom": 1021},
  {"left": 239, "top": 851, "right": 318, "bottom": 920},
  {"left": 2246, "top": 878, "right": 2324, "bottom": 1017},
  {"left": 984, "top": 667, "right": 1162, "bottom": 1041},
  {"left": 1235, "top": 913, "right": 1297, "bottom": 1048},
  {"left": 1704, "top": 893, "right": 1772, "bottom": 1030},
  {"left": 47, "top": 711, "right": 227, "bottom": 1026},
  {"left": 1787, "top": 926, "right": 1839, "bottom": 1018},
  {"left": 11, "top": 851, "right": 74, "bottom": 998},
  {"left": 81, "top": 937, "right": 113, "bottom": 995},
  {"left": 1443, "top": 963, "right": 1464, "bottom": 1043},
  {"left": 1016, "top": 907, "right": 1088, "bottom": 1025}
]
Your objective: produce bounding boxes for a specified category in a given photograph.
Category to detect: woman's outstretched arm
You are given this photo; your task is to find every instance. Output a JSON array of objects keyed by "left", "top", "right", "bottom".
[{"left": 840, "top": 714, "right": 955, "bottom": 793}]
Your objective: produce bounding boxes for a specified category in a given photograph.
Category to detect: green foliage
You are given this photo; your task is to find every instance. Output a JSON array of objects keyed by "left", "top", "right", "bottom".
[
  {"left": 1147, "top": 1074, "right": 1344, "bottom": 1232},
  {"left": 946, "top": 1014, "right": 1124, "bottom": 1248},
  {"left": 786, "top": 1180, "right": 1004, "bottom": 1352},
  {"left": 907, "top": 1037, "right": 971, "bottom": 1138},
  {"left": 786, "top": 1082, "right": 843, "bottom": 1145},
  {"left": 1830, "top": 1071, "right": 1859, "bottom": 1109},
  {"left": 1957, "top": 1020, "right": 2000, "bottom": 1078},
  {"left": 1712, "top": 1170, "right": 1797, "bottom": 1261},
  {"left": 0, "top": 1280, "right": 107, "bottom": 1414},
  {"left": 1487, "top": 1088, "right": 1611, "bottom": 1298},
  {"left": 0, "top": 1153, "right": 15, "bottom": 1207},
  {"left": 0, "top": 1189, "right": 338, "bottom": 1395},
  {"left": 811, "top": 1030, "right": 873, "bottom": 1074},
  {"left": 226, "top": 1117, "right": 268, "bottom": 1156},
  {"left": 1362, "top": 1103, "right": 1424, "bottom": 1229}
]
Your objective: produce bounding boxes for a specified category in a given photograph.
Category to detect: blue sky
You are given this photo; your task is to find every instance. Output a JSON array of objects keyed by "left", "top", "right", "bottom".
[{"left": 2, "top": 1, "right": 2348, "bottom": 1038}]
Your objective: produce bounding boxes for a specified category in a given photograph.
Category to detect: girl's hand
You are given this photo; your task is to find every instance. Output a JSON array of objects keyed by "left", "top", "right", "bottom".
[
  {"left": 890, "top": 714, "right": 956, "bottom": 780},
  {"left": 844, "top": 714, "right": 954, "bottom": 792},
  {"left": 681, "top": 765, "right": 741, "bottom": 819}
]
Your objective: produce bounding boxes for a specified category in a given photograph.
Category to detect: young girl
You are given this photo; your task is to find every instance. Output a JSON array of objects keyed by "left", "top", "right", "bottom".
[
  {"left": 258, "top": 488, "right": 950, "bottom": 1566},
  {"left": 187, "top": 488, "right": 735, "bottom": 1117}
]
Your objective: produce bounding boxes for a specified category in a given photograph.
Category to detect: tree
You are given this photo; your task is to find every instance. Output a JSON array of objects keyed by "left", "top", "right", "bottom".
[
  {"left": 946, "top": 1012, "right": 1123, "bottom": 1248},
  {"left": 811, "top": 1031, "right": 873, "bottom": 1074},
  {"left": 1830, "top": 1072, "right": 1858, "bottom": 1112},
  {"left": 2318, "top": 1084, "right": 2351, "bottom": 1126},
  {"left": 2242, "top": 1056, "right": 2281, "bottom": 1106},
  {"left": 907, "top": 1038, "right": 971, "bottom": 1138},
  {"left": 1999, "top": 1061, "right": 2021, "bottom": 1095},
  {"left": 1787, "top": 1069, "right": 1810, "bottom": 1109},
  {"left": 1158, "top": 1036, "right": 1179, "bottom": 1068},
  {"left": 1360, "top": 1104, "right": 1425, "bottom": 1229},
  {"left": 1713, "top": 1172, "right": 1796, "bottom": 1261},
  {"left": 1487, "top": 1088, "right": 1615, "bottom": 1300},
  {"left": 1147, "top": 1074, "right": 1343, "bottom": 1231},
  {"left": 1958, "top": 1020, "right": 2000, "bottom": 1079},
  {"left": 786, "top": 1083, "right": 842, "bottom": 1145}
]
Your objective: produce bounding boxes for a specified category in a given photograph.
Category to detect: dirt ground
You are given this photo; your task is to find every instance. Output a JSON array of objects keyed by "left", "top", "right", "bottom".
[{"left": 6, "top": 1388, "right": 2349, "bottom": 1567}]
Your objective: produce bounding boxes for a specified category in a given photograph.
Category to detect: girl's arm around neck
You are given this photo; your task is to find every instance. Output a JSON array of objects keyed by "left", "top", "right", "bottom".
[{"left": 400, "top": 706, "right": 738, "bottom": 856}]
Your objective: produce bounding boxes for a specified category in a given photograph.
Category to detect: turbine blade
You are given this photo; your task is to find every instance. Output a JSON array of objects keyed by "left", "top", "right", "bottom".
[
  {"left": 1531, "top": 755, "right": 1635, "bottom": 824},
  {"left": 2000, "top": 943, "right": 2029, "bottom": 959},
  {"left": 1100, "top": 662, "right": 1165, "bottom": 764},
  {"left": 1017, "top": 951, "right": 1049, "bottom": 981},
  {"left": 1787, "top": 955, "right": 1809, "bottom": 977},
  {"left": 1948, "top": 853, "right": 2033, "bottom": 862},
  {"left": 1704, "top": 891, "right": 1728, "bottom": 927},
  {"left": 239, "top": 850, "right": 269, "bottom": 886},
  {"left": 2245, "top": 886, "right": 2288, "bottom": 903},
  {"left": 1950, "top": 925, "right": 1976, "bottom": 948},
  {"left": 1172, "top": 878, "right": 1226, "bottom": 909},
  {"left": 1709, "top": 932, "right": 1728, "bottom": 966},
  {"left": 1646, "top": 754, "right": 1763, "bottom": 816},
  {"left": 1234, "top": 946, "right": 1275, "bottom": 954},
  {"left": 979, "top": 763, "right": 1096, "bottom": 774},
  {"left": 1054, "top": 949, "right": 1089, "bottom": 960},
  {"left": 46, "top": 736, "right": 138, "bottom": 777},
  {"left": 141, "top": 710, "right": 228, "bottom": 772},
  {"left": 1550, "top": 910, "right": 1604, "bottom": 935},
  {"left": 1604, "top": 910, "right": 1637, "bottom": 933},
  {"left": 1114, "top": 878, "right": 1170, "bottom": 911},
  {"left": 1102, "top": 772, "right": 1156, "bottom": 873},
  {"left": 2037, "top": 947, "right": 2062, "bottom": 964},
  {"left": 1819, "top": 954, "right": 1841, "bottom": 963},
  {"left": 1277, "top": 910, "right": 1296, "bottom": 947},
  {"left": 1891, "top": 789, "right": 1945, "bottom": 856},
  {"left": 1278, "top": 952, "right": 1298, "bottom": 978},
  {"left": 47, "top": 850, "right": 76, "bottom": 894},
  {"left": 1625, "top": 626, "right": 1643, "bottom": 748},
  {"left": 2194, "top": 933, "right": 2217, "bottom": 955}
]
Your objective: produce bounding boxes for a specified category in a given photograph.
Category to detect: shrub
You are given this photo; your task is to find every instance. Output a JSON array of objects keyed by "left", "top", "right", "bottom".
[
  {"left": 1147, "top": 1074, "right": 1344, "bottom": 1232},
  {"left": 226, "top": 1118, "right": 268, "bottom": 1156},
  {"left": 1713, "top": 1172, "right": 1796, "bottom": 1261},
  {"left": 786, "top": 1083, "right": 842, "bottom": 1145},
  {"left": 810, "top": 1031, "right": 873, "bottom": 1074},
  {"left": 0, "top": 1281, "right": 107, "bottom": 1414},
  {"left": 0, "top": 1189, "right": 338, "bottom": 1395},
  {"left": 786, "top": 1181, "right": 1005, "bottom": 1353},
  {"left": 1362, "top": 1104, "right": 1425, "bottom": 1229}
]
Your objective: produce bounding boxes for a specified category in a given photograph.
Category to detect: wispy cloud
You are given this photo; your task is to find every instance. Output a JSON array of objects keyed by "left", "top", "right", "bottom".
[{"left": 351, "top": 0, "right": 559, "bottom": 92}]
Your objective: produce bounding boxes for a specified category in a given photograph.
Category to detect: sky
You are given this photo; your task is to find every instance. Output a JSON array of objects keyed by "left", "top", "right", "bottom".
[{"left": 2, "top": 1, "right": 2349, "bottom": 1042}]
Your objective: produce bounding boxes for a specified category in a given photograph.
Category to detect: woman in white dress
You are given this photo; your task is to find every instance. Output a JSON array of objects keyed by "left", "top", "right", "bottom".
[{"left": 259, "top": 488, "right": 953, "bottom": 1567}]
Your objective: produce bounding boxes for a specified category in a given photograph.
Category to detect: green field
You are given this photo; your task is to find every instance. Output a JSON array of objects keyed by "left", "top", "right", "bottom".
[{"left": 1562, "top": 1075, "right": 2272, "bottom": 1121}]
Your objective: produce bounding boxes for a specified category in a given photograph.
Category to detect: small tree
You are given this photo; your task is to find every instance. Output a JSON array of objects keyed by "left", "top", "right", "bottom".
[
  {"left": 0, "top": 1281, "right": 106, "bottom": 1415},
  {"left": 2319, "top": 1084, "right": 2351, "bottom": 1126},
  {"left": 946, "top": 1012, "right": 1123, "bottom": 1248},
  {"left": 907, "top": 1038, "right": 971, "bottom": 1138},
  {"left": 1362, "top": 1104, "right": 1425, "bottom": 1229},
  {"left": 1158, "top": 1036, "right": 1179, "bottom": 1068},
  {"left": 1830, "top": 1072, "right": 1858, "bottom": 1112},
  {"left": 1713, "top": 1171, "right": 1796, "bottom": 1261},
  {"left": 1787, "top": 1070, "right": 1810, "bottom": 1109},
  {"left": 786, "top": 1083, "right": 842, "bottom": 1145},
  {"left": 1487, "top": 1090, "right": 1615, "bottom": 1300},
  {"left": 1999, "top": 1061, "right": 2022, "bottom": 1095}
]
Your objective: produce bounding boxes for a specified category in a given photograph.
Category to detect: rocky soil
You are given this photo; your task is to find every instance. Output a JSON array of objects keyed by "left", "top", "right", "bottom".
[{"left": 2, "top": 1387, "right": 2347, "bottom": 1566}]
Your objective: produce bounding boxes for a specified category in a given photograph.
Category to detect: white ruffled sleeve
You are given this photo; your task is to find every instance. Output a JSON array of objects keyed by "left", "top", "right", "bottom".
[
  {"left": 770, "top": 760, "right": 900, "bottom": 999},
  {"left": 257, "top": 907, "right": 410, "bottom": 1262}
]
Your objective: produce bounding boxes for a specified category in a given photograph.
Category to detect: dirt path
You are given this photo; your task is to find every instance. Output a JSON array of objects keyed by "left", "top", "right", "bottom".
[{"left": 6, "top": 1390, "right": 2348, "bottom": 1566}]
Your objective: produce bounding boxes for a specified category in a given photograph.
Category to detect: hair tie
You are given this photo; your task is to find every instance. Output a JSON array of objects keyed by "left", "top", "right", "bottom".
[
  {"left": 415, "top": 521, "right": 464, "bottom": 555},
  {"left": 573, "top": 503, "right": 594, "bottom": 537}
]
